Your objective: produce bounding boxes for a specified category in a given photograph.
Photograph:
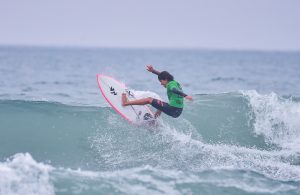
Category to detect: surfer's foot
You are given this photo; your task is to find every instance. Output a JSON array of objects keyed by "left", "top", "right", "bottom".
[{"left": 122, "top": 93, "right": 129, "bottom": 106}]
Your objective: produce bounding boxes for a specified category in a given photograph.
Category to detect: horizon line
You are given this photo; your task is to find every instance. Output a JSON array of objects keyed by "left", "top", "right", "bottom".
[{"left": 0, "top": 43, "right": 299, "bottom": 53}]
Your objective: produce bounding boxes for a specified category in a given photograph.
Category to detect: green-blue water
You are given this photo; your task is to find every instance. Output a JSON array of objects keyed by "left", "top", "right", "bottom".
[{"left": 0, "top": 46, "right": 300, "bottom": 194}]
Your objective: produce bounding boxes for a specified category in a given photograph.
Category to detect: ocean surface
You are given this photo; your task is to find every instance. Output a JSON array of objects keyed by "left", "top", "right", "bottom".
[{"left": 0, "top": 46, "right": 300, "bottom": 195}]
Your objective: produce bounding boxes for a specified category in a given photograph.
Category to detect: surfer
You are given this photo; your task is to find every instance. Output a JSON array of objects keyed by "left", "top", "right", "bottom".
[{"left": 122, "top": 65, "right": 193, "bottom": 118}]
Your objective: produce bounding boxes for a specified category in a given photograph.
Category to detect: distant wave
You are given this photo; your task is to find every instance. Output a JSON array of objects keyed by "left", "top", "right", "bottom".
[{"left": 211, "top": 77, "right": 246, "bottom": 82}]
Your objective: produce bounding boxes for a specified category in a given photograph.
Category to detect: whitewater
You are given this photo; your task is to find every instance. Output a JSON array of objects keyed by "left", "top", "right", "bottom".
[{"left": 0, "top": 46, "right": 299, "bottom": 195}]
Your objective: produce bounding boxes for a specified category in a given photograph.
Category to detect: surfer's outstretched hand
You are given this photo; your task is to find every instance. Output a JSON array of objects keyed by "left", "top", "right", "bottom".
[
  {"left": 146, "top": 65, "right": 154, "bottom": 72},
  {"left": 185, "top": 95, "right": 193, "bottom": 101},
  {"left": 146, "top": 65, "right": 160, "bottom": 75}
]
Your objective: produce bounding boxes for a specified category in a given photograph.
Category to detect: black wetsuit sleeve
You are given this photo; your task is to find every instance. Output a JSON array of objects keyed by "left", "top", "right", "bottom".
[
  {"left": 151, "top": 71, "right": 160, "bottom": 75},
  {"left": 171, "top": 88, "right": 188, "bottom": 97}
]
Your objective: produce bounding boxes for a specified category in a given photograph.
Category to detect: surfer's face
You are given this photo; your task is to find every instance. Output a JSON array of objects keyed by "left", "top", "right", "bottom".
[{"left": 159, "top": 79, "right": 168, "bottom": 88}]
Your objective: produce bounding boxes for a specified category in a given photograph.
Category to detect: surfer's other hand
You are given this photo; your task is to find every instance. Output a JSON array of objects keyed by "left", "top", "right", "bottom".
[
  {"left": 185, "top": 96, "right": 193, "bottom": 101},
  {"left": 146, "top": 65, "right": 154, "bottom": 72}
]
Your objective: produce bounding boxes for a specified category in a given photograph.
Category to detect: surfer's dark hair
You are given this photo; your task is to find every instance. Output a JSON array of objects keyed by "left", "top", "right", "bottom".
[{"left": 158, "top": 71, "right": 174, "bottom": 81}]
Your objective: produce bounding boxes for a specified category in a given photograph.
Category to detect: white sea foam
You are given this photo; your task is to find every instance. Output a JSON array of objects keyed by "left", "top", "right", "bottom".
[
  {"left": 0, "top": 153, "right": 54, "bottom": 195},
  {"left": 242, "top": 90, "right": 300, "bottom": 151}
]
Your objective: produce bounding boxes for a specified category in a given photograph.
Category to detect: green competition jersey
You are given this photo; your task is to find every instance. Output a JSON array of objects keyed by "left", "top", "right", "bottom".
[{"left": 166, "top": 80, "right": 184, "bottom": 108}]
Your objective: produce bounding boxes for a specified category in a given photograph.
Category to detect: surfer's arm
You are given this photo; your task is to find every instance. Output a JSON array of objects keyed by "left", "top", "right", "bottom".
[
  {"left": 146, "top": 65, "right": 160, "bottom": 75},
  {"left": 171, "top": 88, "right": 193, "bottom": 101},
  {"left": 171, "top": 88, "right": 188, "bottom": 97}
]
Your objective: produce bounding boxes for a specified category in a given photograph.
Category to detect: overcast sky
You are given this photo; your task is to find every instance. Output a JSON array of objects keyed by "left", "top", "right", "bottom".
[{"left": 1, "top": 0, "right": 300, "bottom": 51}]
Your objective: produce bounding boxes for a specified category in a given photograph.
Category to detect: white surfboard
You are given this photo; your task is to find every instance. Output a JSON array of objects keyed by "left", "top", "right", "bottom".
[{"left": 96, "top": 74, "right": 155, "bottom": 124}]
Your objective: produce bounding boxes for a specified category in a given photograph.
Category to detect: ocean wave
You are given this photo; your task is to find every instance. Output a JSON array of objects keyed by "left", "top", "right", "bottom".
[
  {"left": 1, "top": 90, "right": 299, "bottom": 152},
  {"left": 1, "top": 91, "right": 300, "bottom": 194},
  {"left": 53, "top": 164, "right": 298, "bottom": 194},
  {"left": 1, "top": 153, "right": 298, "bottom": 195}
]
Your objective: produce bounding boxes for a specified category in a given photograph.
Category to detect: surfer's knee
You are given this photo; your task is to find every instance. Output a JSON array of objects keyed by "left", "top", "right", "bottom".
[{"left": 147, "top": 97, "right": 153, "bottom": 104}]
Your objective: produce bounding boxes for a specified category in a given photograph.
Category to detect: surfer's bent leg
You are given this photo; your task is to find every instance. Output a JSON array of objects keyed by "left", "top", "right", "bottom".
[
  {"left": 122, "top": 93, "right": 153, "bottom": 106},
  {"left": 151, "top": 99, "right": 182, "bottom": 118}
]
